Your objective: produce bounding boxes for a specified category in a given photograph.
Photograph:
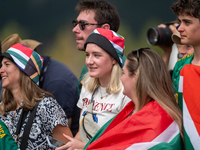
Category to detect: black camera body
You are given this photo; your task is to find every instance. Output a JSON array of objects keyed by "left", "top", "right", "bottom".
[{"left": 146, "top": 21, "right": 178, "bottom": 46}]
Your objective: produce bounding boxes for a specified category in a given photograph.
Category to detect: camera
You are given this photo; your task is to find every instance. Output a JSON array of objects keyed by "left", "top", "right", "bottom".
[{"left": 146, "top": 21, "right": 178, "bottom": 46}]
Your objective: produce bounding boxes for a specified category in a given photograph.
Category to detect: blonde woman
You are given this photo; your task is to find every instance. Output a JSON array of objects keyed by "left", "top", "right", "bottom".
[{"left": 56, "top": 28, "right": 131, "bottom": 150}]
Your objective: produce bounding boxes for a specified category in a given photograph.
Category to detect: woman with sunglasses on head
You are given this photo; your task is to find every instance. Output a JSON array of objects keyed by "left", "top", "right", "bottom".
[
  {"left": 0, "top": 43, "right": 73, "bottom": 149},
  {"left": 82, "top": 48, "right": 183, "bottom": 150},
  {"left": 56, "top": 28, "right": 131, "bottom": 150}
]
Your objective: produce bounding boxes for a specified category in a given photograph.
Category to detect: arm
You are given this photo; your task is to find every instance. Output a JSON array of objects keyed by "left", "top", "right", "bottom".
[
  {"left": 52, "top": 124, "right": 73, "bottom": 144},
  {"left": 55, "top": 110, "right": 86, "bottom": 150},
  {"left": 158, "top": 23, "right": 179, "bottom": 67},
  {"left": 55, "top": 134, "right": 86, "bottom": 150},
  {"left": 157, "top": 24, "right": 172, "bottom": 66},
  {"left": 40, "top": 97, "right": 73, "bottom": 143},
  {"left": 43, "top": 80, "right": 80, "bottom": 136}
]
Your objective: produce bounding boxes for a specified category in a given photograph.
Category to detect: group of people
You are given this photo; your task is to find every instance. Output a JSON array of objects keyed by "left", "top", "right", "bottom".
[{"left": 0, "top": 0, "right": 200, "bottom": 150}]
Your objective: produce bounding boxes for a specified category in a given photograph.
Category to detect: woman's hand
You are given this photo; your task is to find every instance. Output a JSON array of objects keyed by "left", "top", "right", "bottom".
[{"left": 55, "top": 133, "right": 86, "bottom": 150}]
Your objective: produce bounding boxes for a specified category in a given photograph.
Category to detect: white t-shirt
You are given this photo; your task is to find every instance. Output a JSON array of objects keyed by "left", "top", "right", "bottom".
[{"left": 77, "top": 86, "right": 131, "bottom": 128}]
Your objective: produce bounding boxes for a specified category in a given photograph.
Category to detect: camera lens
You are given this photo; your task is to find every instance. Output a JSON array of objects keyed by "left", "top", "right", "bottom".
[
  {"left": 146, "top": 28, "right": 159, "bottom": 45},
  {"left": 146, "top": 27, "right": 173, "bottom": 46}
]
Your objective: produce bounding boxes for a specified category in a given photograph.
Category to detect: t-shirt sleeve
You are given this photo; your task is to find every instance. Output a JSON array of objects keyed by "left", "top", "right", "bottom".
[{"left": 38, "top": 97, "right": 68, "bottom": 134}]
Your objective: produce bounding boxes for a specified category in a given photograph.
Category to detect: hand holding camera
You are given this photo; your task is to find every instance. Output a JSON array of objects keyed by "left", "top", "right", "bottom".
[
  {"left": 146, "top": 21, "right": 179, "bottom": 46},
  {"left": 146, "top": 21, "right": 180, "bottom": 66}
]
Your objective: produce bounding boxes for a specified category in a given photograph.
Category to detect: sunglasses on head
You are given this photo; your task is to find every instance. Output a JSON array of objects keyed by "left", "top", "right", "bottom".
[
  {"left": 133, "top": 48, "right": 149, "bottom": 67},
  {"left": 72, "top": 20, "right": 103, "bottom": 30}
]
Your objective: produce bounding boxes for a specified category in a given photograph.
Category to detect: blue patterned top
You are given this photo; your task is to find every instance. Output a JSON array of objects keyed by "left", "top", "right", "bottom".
[{"left": 0, "top": 97, "right": 68, "bottom": 150}]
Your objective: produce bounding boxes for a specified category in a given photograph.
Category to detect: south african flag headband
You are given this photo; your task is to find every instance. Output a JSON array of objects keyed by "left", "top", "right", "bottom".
[{"left": 0, "top": 43, "right": 43, "bottom": 86}]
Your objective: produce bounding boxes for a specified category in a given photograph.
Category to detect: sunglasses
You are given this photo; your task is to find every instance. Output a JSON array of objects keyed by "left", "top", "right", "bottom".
[
  {"left": 72, "top": 20, "right": 103, "bottom": 30},
  {"left": 134, "top": 48, "right": 149, "bottom": 67},
  {"left": 177, "top": 53, "right": 183, "bottom": 59}
]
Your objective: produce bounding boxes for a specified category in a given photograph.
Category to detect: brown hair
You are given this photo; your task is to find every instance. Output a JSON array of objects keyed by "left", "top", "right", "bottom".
[
  {"left": 126, "top": 48, "right": 183, "bottom": 138},
  {"left": 0, "top": 70, "right": 54, "bottom": 115},
  {"left": 75, "top": 0, "right": 120, "bottom": 32},
  {"left": 171, "top": 0, "right": 200, "bottom": 19}
]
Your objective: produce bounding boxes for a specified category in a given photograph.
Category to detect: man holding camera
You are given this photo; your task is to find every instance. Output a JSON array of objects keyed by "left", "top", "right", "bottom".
[
  {"left": 172, "top": 0, "right": 200, "bottom": 149},
  {"left": 149, "top": 22, "right": 194, "bottom": 72}
]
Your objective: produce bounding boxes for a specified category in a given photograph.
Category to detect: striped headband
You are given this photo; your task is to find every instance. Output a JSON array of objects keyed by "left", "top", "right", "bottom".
[
  {"left": 0, "top": 43, "right": 43, "bottom": 85},
  {"left": 84, "top": 28, "right": 125, "bottom": 67}
]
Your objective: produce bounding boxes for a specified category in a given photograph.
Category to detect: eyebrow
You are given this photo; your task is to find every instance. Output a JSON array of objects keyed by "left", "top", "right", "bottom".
[
  {"left": 178, "top": 18, "right": 192, "bottom": 22},
  {"left": 2, "top": 60, "right": 11, "bottom": 64},
  {"left": 77, "top": 19, "right": 88, "bottom": 23},
  {"left": 85, "top": 51, "right": 102, "bottom": 54}
]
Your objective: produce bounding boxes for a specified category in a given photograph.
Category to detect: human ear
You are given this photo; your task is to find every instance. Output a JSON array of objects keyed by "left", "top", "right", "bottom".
[
  {"left": 101, "top": 23, "right": 110, "bottom": 30},
  {"left": 112, "top": 59, "right": 117, "bottom": 65}
]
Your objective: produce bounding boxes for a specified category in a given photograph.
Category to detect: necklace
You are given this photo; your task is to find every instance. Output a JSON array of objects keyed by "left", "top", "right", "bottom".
[{"left": 99, "top": 87, "right": 108, "bottom": 99}]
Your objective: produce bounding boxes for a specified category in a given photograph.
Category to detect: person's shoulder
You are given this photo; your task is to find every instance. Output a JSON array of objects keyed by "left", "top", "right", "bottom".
[
  {"left": 49, "top": 58, "right": 70, "bottom": 70},
  {"left": 39, "top": 96, "right": 56, "bottom": 105},
  {"left": 175, "top": 53, "right": 193, "bottom": 69},
  {"left": 173, "top": 53, "right": 193, "bottom": 73},
  {"left": 43, "top": 58, "right": 78, "bottom": 80},
  {"left": 80, "top": 64, "right": 88, "bottom": 76},
  {"left": 173, "top": 53, "right": 193, "bottom": 74},
  {"left": 38, "top": 97, "right": 64, "bottom": 111}
]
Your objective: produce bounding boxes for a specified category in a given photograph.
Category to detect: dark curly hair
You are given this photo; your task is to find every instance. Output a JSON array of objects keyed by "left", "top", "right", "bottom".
[{"left": 171, "top": 0, "right": 200, "bottom": 19}]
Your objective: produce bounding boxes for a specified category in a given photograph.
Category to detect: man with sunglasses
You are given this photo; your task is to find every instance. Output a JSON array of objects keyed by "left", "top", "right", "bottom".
[{"left": 72, "top": 0, "right": 126, "bottom": 94}]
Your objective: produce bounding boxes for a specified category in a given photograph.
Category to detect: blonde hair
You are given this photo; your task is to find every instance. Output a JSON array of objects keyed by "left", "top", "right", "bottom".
[
  {"left": 83, "top": 63, "right": 122, "bottom": 94},
  {"left": 126, "top": 48, "right": 183, "bottom": 138},
  {"left": 0, "top": 70, "right": 54, "bottom": 115}
]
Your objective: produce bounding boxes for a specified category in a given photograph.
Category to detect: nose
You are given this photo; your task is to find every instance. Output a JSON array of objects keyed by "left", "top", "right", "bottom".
[
  {"left": 0, "top": 66, "right": 5, "bottom": 75},
  {"left": 86, "top": 55, "right": 94, "bottom": 65},
  {"left": 179, "top": 46, "right": 187, "bottom": 57},
  {"left": 177, "top": 23, "right": 184, "bottom": 32},
  {"left": 72, "top": 23, "right": 80, "bottom": 33}
]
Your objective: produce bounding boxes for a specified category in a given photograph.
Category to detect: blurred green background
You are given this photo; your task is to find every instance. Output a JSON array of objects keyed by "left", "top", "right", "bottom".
[{"left": 0, "top": 0, "right": 177, "bottom": 77}]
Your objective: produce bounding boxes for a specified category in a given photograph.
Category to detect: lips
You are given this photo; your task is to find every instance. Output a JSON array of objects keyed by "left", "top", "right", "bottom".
[
  {"left": 180, "top": 34, "right": 186, "bottom": 38},
  {"left": 75, "top": 36, "right": 84, "bottom": 41}
]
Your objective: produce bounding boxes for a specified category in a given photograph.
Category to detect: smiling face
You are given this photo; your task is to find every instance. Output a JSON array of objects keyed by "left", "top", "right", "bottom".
[
  {"left": 72, "top": 10, "right": 100, "bottom": 51},
  {"left": 85, "top": 43, "right": 116, "bottom": 86},
  {"left": 178, "top": 14, "right": 200, "bottom": 47},
  {"left": 0, "top": 57, "right": 21, "bottom": 91}
]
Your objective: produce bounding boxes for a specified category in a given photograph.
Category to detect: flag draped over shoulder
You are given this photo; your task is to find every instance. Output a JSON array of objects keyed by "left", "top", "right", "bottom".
[
  {"left": 0, "top": 120, "right": 19, "bottom": 150},
  {"left": 84, "top": 100, "right": 182, "bottom": 150},
  {"left": 179, "top": 64, "right": 200, "bottom": 149}
]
